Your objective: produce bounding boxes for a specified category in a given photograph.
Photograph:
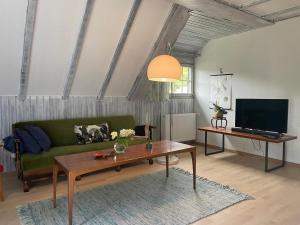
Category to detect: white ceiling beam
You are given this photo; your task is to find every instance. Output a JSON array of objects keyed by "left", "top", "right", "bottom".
[
  {"left": 97, "top": 0, "right": 141, "bottom": 100},
  {"left": 18, "top": 0, "right": 38, "bottom": 101},
  {"left": 127, "top": 4, "right": 190, "bottom": 100},
  {"left": 240, "top": 0, "right": 272, "bottom": 9},
  {"left": 62, "top": 0, "right": 95, "bottom": 100},
  {"left": 173, "top": 0, "right": 273, "bottom": 28}
]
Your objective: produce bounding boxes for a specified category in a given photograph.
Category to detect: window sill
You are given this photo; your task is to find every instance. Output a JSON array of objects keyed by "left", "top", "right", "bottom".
[{"left": 169, "top": 93, "right": 194, "bottom": 99}]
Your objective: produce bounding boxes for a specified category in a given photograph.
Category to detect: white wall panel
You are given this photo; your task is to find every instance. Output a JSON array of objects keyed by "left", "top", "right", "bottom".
[
  {"left": 70, "top": 0, "right": 133, "bottom": 96},
  {"left": 105, "top": 0, "right": 173, "bottom": 97},
  {"left": 27, "top": 0, "right": 86, "bottom": 95},
  {"left": 0, "top": 1, "right": 27, "bottom": 95}
]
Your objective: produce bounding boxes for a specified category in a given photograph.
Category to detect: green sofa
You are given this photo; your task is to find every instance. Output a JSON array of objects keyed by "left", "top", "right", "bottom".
[{"left": 13, "top": 115, "right": 150, "bottom": 192}]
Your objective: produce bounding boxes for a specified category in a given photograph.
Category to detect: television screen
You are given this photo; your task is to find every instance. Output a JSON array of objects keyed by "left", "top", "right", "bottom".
[{"left": 235, "top": 99, "right": 288, "bottom": 133}]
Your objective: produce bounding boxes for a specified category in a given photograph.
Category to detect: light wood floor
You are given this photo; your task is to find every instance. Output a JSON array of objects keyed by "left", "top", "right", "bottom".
[{"left": 1, "top": 146, "right": 300, "bottom": 225}]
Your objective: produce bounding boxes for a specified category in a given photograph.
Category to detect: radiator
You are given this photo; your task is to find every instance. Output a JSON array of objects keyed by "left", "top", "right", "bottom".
[{"left": 161, "top": 113, "right": 196, "bottom": 142}]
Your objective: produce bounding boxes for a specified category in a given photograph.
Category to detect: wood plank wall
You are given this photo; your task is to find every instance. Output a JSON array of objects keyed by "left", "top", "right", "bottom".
[{"left": 0, "top": 96, "right": 193, "bottom": 171}]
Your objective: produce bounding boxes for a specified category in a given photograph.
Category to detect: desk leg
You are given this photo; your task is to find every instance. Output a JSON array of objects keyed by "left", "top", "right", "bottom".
[
  {"left": 190, "top": 149, "right": 196, "bottom": 189},
  {"left": 222, "top": 134, "right": 225, "bottom": 152},
  {"left": 205, "top": 132, "right": 225, "bottom": 156},
  {"left": 53, "top": 161, "right": 59, "bottom": 208},
  {"left": 265, "top": 141, "right": 286, "bottom": 172},
  {"left": 68, "top": 173, "right": 76, "bottom": 225},
  {"left": 166, "top": 155, "right": 169, "bottom": 177},
  {"left": 204, "top": 131, "right": 208, "bottom": 155}
]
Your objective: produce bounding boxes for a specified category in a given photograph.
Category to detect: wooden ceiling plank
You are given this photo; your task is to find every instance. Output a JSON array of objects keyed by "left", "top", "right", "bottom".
[
  {"left": 97, "top": 0, "right": 141, "bottom": 100},
  {"left": 189, "top": 13, "right": 250, "bottom": 30},
  {"left": 62, "top": 0, "right": 95, "bottom": 100},
  {"left": 18, "top": 0, "right": 38, "bottom": 101},
  {"left": 240, "top": 0, "right": 273, "bottom": 9},
  {"left": 186, "top": 21, "right": 247, "bottom": 34},
  {"left": 173, "top": 0, "right": 272, "bottom": 28}
]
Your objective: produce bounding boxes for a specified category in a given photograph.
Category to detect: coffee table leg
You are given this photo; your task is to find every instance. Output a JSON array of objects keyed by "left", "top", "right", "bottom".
[
  {"left": 68, "top": 172, "right": 76, "bottom": 225},
  {"left": 166, "top": 155, "right": 169, "bottom": 177},
  {"left": 0, "top": 173, "right": 4, "bottom": 201},
  {"left": 190, "top": 150, "right": 196, "bottom": 189},
  {"left": 53, "top": 161, "right": 59, "bottom": 208}
]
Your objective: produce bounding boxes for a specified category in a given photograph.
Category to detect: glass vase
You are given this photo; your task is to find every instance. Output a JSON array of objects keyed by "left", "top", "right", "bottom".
[{"left": 114, "top": 142, "right": 126, "bottom": 154}]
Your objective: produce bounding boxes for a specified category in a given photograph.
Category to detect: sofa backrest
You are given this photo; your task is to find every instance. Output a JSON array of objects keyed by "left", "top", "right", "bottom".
[{"left": 13, "top": 115, "right": 136, "bottom": 147}]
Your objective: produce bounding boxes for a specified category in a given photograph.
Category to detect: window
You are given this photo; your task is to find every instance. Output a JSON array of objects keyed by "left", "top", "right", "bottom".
[{"left": 170, "top": 65, "right": 193, "bottom": 96}]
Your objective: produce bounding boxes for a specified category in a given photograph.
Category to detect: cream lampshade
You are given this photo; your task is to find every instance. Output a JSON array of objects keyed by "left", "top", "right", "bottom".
[{"left": 147, "top": 54, "right": 181, "bottom": 82}]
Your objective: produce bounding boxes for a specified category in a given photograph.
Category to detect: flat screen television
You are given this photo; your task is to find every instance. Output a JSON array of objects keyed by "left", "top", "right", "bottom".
[{"left": 235, "top": 99, "right": 288, "bottom": 133}]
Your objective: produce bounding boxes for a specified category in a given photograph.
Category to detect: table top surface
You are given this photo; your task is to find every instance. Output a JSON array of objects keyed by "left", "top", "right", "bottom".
[
  {"left": 55, "top": 140, "right": 195, "bottom": 173},
  {"left": 198, "top": 127, "right": 297, "bottom": 143}
]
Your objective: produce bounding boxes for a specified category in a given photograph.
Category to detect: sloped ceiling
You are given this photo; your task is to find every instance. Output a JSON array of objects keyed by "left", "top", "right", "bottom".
[
  {"left": 0, "top": 0, "right": 299, "bottom": 98},
  {"left": 173, "top": 0, "right": 300, "bottom": 54},
  {"left": 70, "top": 0, "right": 133, "bottom": 96},
  {"left": 28, "top": 0, "right": 85, "bottom": 95},
  {"left": 0, "top": 0, "right": 173, "bottom": 97},
  {"left": 106, "top": 0, "right": 173, "bottom": 97},
  {"left": 0, "top": 1, "right": 27, "bottom": 95}
]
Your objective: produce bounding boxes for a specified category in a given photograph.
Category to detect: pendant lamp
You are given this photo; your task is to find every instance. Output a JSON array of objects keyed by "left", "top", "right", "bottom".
[{"left": 147, "top": 54, "right": 181, "bottom": 82}]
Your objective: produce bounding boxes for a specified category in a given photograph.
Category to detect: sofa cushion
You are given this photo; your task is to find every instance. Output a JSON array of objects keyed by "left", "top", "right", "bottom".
[
  {"left": 4, "top": 135, "right": 25, "bottom": 154},
  {"left": 15, "top": 129, "right": 42, "bottom": 154},
  {"left": 14, "top": 115, "right": 136, "bottom": 147},
  {"left": 24, "top": 126, "right": 52, "bottom": 150},
  {"left": 74, "top": 123, "right": 110, "bottom": 144},
  {"left": 21, "top": 138, "right": 147, "bottom": 171}
]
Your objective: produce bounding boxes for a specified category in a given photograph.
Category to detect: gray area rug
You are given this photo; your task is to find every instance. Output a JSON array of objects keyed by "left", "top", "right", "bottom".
[{"left": 17, "top": 168, "right": 252, "bottom": 225}]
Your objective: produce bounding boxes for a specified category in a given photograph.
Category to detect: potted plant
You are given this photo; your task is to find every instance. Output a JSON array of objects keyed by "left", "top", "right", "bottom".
[
  {"left": 111, "top": 129, "right": 135, "bottom": 154},
  {"left": 213, "top": 103, "right": 227, "bottom": 118}
]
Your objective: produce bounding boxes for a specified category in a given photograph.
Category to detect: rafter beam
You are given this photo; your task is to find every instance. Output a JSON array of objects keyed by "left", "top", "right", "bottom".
[
  {"left": 262, "top": 6, "right": 300, "bottom": 22},
  {"left": 97, "top": 0, "right": 141, "bottom": 100},
  {"left": 127, "top": 4, "right": 190, "bottom": 100},
  {"left": 240, "top": 0, "right": 272, "bottom": 9},
  {"left": 18, "top": 0, "right": 38, "bottom": 101},
  {"left": 173, "top": 0, "right": 272, "bottom": 28},
  {"left": 62, "top": 0, "right": 95, "bottom": 99}
]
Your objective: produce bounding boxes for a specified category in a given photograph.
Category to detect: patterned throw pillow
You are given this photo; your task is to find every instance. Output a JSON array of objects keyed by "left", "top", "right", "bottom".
[{"left": 74, "top": 123, "right": 110, "bottom": 144}]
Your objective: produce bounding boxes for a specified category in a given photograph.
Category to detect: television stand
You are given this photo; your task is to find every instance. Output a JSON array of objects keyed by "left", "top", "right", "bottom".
[{"left": 198, "top": 127, "right": 297, "bottom": 172}]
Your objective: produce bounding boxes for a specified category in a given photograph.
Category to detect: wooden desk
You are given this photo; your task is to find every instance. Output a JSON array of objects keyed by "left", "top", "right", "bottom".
[{"left": 198, "top": 127, "right": 297, "bottom": 172}]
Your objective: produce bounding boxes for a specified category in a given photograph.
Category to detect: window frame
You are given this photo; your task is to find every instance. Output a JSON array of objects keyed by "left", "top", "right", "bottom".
[{"left": 170, "top": 63, "right": 194, "bottom": 99}]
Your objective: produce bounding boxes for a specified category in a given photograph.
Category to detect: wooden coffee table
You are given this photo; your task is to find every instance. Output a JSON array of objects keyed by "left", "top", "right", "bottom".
[{"left": 52, "top": 140, "right": 196, "bottom": 225}]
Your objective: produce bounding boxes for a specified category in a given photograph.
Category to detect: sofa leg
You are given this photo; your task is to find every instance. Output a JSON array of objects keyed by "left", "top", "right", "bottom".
[
  {"left": 75, "top": 176, "right": 82, "bottom": 181},
  {"left": 23, "top": 179, "right": 30, "bottom": 192},
  {"left": 148, "top": 159, "right": 154, "bottom": 165},
  {"left": 115, "top": 166, "right": 121, "bottom": 172}
]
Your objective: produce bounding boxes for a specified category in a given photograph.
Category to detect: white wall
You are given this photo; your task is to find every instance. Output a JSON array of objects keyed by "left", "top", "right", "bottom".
[{"left": 195, "top": 17, "right": 300, "bottom": 163}]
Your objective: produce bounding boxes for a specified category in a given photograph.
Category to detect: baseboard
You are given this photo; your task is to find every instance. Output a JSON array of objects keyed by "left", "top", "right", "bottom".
[{"left": 196, "top": 142, "right": 300, "bottom": 168}]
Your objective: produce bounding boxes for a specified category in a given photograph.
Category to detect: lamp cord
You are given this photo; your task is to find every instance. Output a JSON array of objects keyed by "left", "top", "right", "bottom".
[{"left": 167, "top": 42, "right": 172, "bottom": 55}]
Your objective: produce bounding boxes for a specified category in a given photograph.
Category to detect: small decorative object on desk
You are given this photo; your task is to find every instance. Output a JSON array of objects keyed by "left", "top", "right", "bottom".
[
  {"left": 211, "top": 103, "right": 228, "bottom": 128},
  {"left": 146, "top": 138, "right": 152, "bottom": 150},
  {"left": 111, "top": 129, "right": 135, "bottom": 154}
]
